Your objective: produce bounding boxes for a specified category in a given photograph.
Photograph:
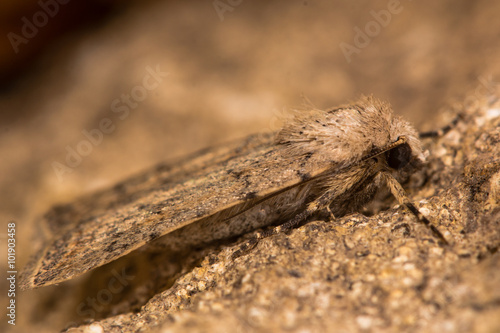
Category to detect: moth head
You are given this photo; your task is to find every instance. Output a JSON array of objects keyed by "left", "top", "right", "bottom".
[
  {"left": 384, "top": 116, "right": 426, "bottom": 176},
  {"left": 389, "top": 115, "right": 426, "bottom": 166}
]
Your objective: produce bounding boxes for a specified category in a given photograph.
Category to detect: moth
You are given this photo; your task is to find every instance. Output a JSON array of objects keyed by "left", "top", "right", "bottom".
[{"left": 20, "top": 96, "right": 449, "bottom": 290}]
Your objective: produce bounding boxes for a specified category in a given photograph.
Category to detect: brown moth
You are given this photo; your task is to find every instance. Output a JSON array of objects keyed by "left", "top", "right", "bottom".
[{"left": 20, "top": 96, "right": 448, "bottom": 290}]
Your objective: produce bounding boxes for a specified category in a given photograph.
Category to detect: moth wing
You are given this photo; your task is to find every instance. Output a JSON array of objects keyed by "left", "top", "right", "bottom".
[{"left": 20, "top": 133, "right": 333, "bottom": 289}]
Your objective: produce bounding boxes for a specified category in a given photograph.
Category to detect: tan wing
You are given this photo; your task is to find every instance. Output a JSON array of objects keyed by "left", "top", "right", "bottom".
[{"left": 20, "top": 133, "right": 333, "bottom": 289}]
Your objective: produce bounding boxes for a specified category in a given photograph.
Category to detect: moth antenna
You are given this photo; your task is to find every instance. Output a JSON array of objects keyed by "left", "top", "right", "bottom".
[
  {"left": 419, "top": 113, "right": 464, "bottom": 138},
  {"left": 381, "top": 172, "right": 449, "bottom": 245},
  {"left": 362, "top": 136, "right": 408, "bottom": 162}
]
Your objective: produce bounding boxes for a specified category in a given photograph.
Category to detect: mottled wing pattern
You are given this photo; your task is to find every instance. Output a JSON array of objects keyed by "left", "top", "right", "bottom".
[{"left": 20, "top": 132, "right": 333, "bottom": 289}]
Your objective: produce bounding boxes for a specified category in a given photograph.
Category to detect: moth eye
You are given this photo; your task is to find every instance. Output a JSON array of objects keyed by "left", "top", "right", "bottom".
[{"left": 386, "top": 143, "right": 412, "bottom": 169}]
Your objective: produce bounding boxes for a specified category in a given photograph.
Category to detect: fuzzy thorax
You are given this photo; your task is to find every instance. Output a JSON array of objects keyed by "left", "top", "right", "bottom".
[{"left": 276, "top": 96, "right": 425, "bottom": 166}]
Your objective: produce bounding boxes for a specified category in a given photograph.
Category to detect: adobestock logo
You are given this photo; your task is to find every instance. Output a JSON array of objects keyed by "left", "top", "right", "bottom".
[
  {"left": 339, "top": 0, "right": 410, "bottom": 64},
  {"left": 7, "top": 0, "right": 71, "bottom": 54},
  {"left": 75, "top": 268, "right": 135, "bottom": 318},
  {"left": 467, "top": 74, "right": 500, "bottom": 106},
  {"left": 213, "top": 0, "right": 243, "bottom": 21},
  {"left": 51, "top": 64, "right": 169, "bottom": 182}
]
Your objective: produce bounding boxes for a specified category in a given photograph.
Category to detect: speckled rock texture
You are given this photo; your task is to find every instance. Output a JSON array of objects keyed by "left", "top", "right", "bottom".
[{"left": 65, "top": 95, "right": 500, "bottom": 333}]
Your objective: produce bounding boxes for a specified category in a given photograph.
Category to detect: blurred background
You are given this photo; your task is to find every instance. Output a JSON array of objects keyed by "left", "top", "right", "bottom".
[{"left": 1, "top": 0, "right": 499, "bottom": 331}]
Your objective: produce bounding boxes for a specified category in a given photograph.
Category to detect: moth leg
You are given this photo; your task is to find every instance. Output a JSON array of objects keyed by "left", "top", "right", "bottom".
[
  {"left": 419, "top": 113, "right": 463, "bottom": 138},
  {"left": 326, "top": 205, "right": 336, "bottom": 221},
  {"left": 381, "top": 172, "right": 449, "bottom": 245},
  {"left": 231, "top": 189, "right": 339, "bottom": 259}
]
